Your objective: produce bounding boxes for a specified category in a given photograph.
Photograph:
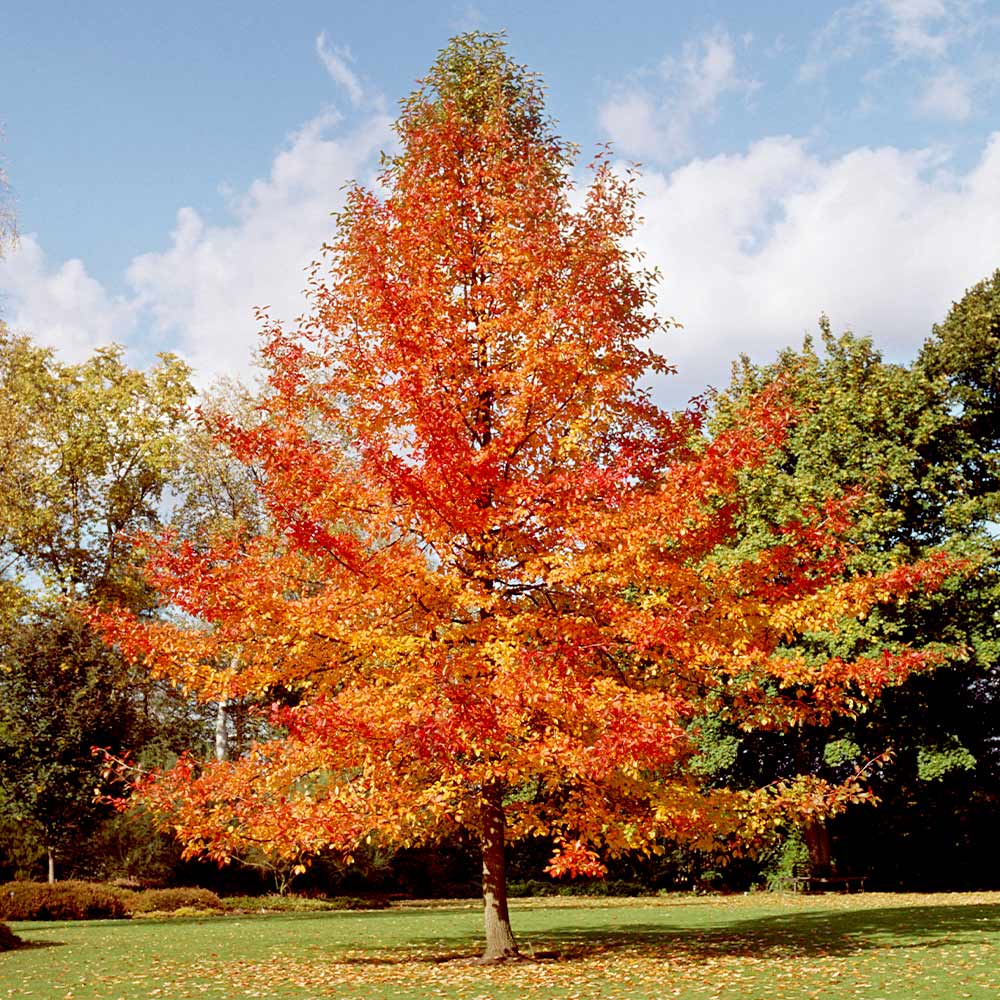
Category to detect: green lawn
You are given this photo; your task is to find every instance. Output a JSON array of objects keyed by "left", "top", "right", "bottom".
[{"left": 3, "top": 892, "right": 999, "bottom": 999}]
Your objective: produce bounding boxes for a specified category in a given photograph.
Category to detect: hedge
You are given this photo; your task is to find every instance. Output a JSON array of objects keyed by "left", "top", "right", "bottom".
[
  {"left": 0, "top": 881, "right": 128, "bottom": 921},
  {"left": 122, "top": 887, "right": 223, "bottom": 914}
]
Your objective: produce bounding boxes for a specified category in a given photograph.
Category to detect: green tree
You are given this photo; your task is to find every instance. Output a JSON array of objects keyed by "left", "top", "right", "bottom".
[
  {"left": 0, "top": 332, "right": 193, "bottom": 607},
  {"left": 0, "top": 608, "right": 134, "bottom": 881},
  {"left": 709, "top": 315, "right": 999, "bottom": 886},
  {"left": 919, "top": 269, "right": 1000, "bottom": 529},
  {"left": 0, "top": 335, "right": 199, "bottom": 881}
]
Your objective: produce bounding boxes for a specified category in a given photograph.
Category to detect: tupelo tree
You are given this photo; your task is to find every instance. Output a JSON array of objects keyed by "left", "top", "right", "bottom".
[{"left": 97, "top": 34, "right": 954, "bottom": 960}]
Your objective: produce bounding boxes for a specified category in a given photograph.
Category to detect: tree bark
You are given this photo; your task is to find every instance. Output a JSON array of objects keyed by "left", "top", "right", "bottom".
[
  {"left": 480, "top": 782, "right": 519, "bottom": 962},
  {"left": 47, "top": 846, "right": 55, "bottom": 884},
  {"left": 215, "top": 699, "right": 229, "bottom": 762},
  {"left": 803, "top": 819, "right": 832, "bottom": 876}
]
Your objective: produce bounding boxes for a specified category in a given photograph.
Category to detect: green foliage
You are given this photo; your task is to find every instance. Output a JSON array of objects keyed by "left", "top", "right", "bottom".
[
  {"left": 221, "top": 894, "right": 389, "bottom": 912},
  {"left": 84, "top": 809, "right": 186, "bottom": 886},
  {"left": 123, "top": 887, "right": 223, "bottom": 914},
  {"left": 715, "top": 322, "right": 959, "bottom": 570},
  {"left": 506, "top": 878, "right": 656, "bottom": 897},
  {"left": 0, "top": 610, "right": 133, "bottom": 871},
  {"left": 710, "top": 295, "right": 1000, "bottom": 887},
  {"left": 919, "top": 269, "right": 1000, "bottom": 521},
  {"left": 0, "top": 880, "right": 128, "bottom": 920},
  {"left": 0, "top": 605, "right": 211, "bottom": 881},
  {"left": 0, "top": 331, "right": 193, "bottom": 607},
  {"left": 689, "top": 716, "right": 741, "bottom": 777},
  {"left": 761, "top": 829, "right": 811, "bottom": 890},
  {"left": 823, "top": 739, "right": 862, "bottom": 769},
  {"left": 916, "top": 736, "right": 978, "bottom": 782}
]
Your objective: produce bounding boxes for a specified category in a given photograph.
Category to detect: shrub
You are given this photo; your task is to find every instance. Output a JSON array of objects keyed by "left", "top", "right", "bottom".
[
  {"left": 222, "top": 894, "right": 389, "bottom": 913},
  {"left": 507, "top": 879, "right": 558, "bottom": 897},
  {"left": 0, "top": 922, "right": 22, "bottom": 950},
  {"left": 762, "top": 830, "right": 811, "bottom": 891},
  {"left": 508, "top": 878, "right": 654, "bottom": 898},
  {"left": 0, "top": 880, "right": 128, "bottom": 920},
  {"left": 124, "top": 887, "right": 223, "bottom": 914}
]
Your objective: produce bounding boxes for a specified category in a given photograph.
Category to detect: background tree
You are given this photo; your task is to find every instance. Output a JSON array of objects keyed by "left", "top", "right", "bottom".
[
  {"left": 709, "top": 314, "right": 999, "bottom": 886},
  {"left": 0, "top": 333, "right": 202, "bottom": 881},
  {"left": 99, "top": 34, "right": 953, "bottom": 959},
  {"left": 0, "top": 332, "right": 193, "bottom": 606},
  {"left": 0, "top": 608, "right": 136, "bottom": 882},
  {"left": 168, "top": 378, "right": 270, "bottom": 764}
]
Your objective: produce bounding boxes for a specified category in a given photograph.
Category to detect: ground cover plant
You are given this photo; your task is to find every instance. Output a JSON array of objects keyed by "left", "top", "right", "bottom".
[{"left": 2, "top": 893, "right": 998, "bottom": 999}]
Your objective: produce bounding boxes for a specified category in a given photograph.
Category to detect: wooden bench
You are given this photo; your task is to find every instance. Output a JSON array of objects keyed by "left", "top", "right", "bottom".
[{"left": 775, "top": 866, "right": 867, "bottom": 894}]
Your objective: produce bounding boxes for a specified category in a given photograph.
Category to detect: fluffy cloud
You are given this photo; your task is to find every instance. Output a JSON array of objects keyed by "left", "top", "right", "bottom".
[
  {"left": 633, "top": 133, "right": 1000, "bottom": 406},
  {"left": 125, "top": 107, "right": 392, "bottom": 382},
  {"left": 0, "top": 235, "right": 137, "bottom": 360},
  {"left": 599, "top": 29, "right": 758, "bottom": 163}
]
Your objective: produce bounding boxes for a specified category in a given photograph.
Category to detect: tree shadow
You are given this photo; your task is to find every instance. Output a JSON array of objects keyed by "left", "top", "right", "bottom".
[
  {"left": 5, "top": 939, "right": 65, "bottom": 951},
  {"left": 521, "top": 903, "right": 1000, "bottom": 961},
  {"left": 368, "top": 901, "right": 1000, "bottom": 965}
]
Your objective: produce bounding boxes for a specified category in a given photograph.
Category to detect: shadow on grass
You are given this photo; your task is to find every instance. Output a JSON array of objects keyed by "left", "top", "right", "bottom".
[
  {"left": 7, "top": 939, "right": 65, "bottom": 951},
  {"left": 347, "top": 903, "right": 1000, "bottom": 965}
]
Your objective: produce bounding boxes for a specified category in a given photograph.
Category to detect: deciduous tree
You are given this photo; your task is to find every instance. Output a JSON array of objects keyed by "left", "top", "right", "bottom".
[
  {"left": 0, "top": 332, "right": 193, "bottom": 607},
  {"left": 98, "top": 34, "right": 954, "bottom": 959},
  {"left": 0, "top": 335, "right": 197, "bottom": 880},
  {"left": 709, "top": 318, "right": 998, "bottom": 884}
]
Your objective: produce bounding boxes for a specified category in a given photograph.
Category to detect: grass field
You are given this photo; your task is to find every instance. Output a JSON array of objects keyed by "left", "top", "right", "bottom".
[{"left": 3, "top": 892, "right": 999, "bottom": 999}]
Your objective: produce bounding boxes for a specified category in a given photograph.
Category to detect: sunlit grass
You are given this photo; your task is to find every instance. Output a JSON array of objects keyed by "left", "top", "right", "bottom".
[{"left": 3, "top": 892, "right": 999, "bottom": 999}]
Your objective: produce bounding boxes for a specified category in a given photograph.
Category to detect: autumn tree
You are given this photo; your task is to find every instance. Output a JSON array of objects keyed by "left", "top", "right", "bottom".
[{"left": 98, "top": 35, "right": 953, "bottom": 959}]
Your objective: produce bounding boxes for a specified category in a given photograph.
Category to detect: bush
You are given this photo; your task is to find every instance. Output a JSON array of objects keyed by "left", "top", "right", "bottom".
[
  {"left": 508, "top": 878, "right": 654, "bottom": 898},
  {"left": 507, "top": 879, "right": 558, "bottom": 897},
  {"left": 0, "top": 922, "right": 22, "bottom": 950},
  {"left": 0, "top": 880, "right": 128, "bottom": 920},
  {"left": 761, "top": 830, "right": 811, "bottom": 891},
  {"left": 222, "top": 894, "right": 389, "bottom": 913},
  {"left": 123, "top": 887, "right": 224, "bottom": 914}
]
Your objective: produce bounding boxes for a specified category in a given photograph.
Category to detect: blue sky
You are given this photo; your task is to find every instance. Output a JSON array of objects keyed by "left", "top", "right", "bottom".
[{"left": 2, "top": 0, "right": 999, "bottom": 405}]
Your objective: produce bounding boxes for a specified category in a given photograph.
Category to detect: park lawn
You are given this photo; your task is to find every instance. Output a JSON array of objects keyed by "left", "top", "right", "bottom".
[{"left": 2, "top": 892, "right": 999, "bottom": 1000}]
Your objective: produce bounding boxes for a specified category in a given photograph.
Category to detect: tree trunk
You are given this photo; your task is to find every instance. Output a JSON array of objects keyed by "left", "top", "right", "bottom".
[
  {"left": 480, "top": 782, "right": 519, "bottom": 962},
  {"left": 215, "top": 699, "right": 229, "bottom": 761},
  {"left": 47, "top": 846, "right": 55, "bottom": 884},
  {"left": 803, "top": 819, "right": 832, "bottom": 876}
]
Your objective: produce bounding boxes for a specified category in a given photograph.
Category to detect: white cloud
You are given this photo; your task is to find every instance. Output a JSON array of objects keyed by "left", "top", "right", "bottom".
[
  {"left": 315, "top": 33, "right": 365, "bottom": 107},
  {"left": 917, "top": 67, "right": 973, "bottom": 119},
  {"left": 801, "top": 0, "right": 979, "bottom": 79},
  {"left": 0, "top": 235, "right": 137, "bottom": 360},
  {"left": 800, "top": 2, "right": 878, "bottom": 81},
  {"left": 0, "top": 104, "right": 392, "bottom": 384},
  {"left": 125, "top": 108, "right": 393, "bottom": 382},
  {"left": 633, "top": 133, "right": 1000, "bottom": 406},
  {"left": 599, "top": 29, "right": 759, "bottom": 163},
  {"left": 882, "top": 0, "right": 956, "bottom": 58}
]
